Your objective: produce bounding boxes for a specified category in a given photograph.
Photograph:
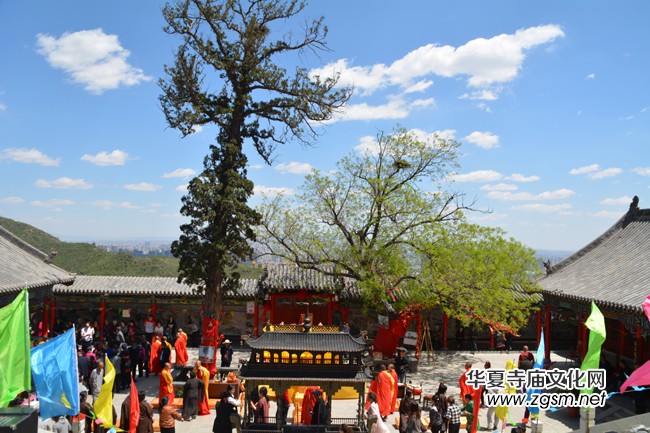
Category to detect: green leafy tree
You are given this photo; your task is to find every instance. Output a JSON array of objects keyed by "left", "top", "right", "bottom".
[
  {"left": 256, "top": 128, "right": 540, "bottom": 330},
  {"left": 159, "top": 0, "right": 349, "bottom": 321}
]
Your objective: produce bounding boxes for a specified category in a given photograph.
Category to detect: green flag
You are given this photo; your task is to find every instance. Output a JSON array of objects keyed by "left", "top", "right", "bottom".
[
  {"left": 0, "top": 288, "right": 30, "bottom": 407},
  {"left": 580, "top": 301, "right": 606, "bottom": 395}
]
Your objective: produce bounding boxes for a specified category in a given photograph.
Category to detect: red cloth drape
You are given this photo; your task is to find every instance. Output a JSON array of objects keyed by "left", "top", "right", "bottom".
[{"left": 129, "top": 378, "right": 140, "bottom": 433}]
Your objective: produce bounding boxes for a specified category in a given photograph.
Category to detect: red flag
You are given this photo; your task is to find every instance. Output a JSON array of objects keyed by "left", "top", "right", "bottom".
[{"left": 129, "top": 378, "right": 140, "bottom": 433}]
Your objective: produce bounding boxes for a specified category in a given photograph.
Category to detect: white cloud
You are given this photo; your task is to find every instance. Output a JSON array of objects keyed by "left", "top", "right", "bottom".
[
  {"left": 600, "top": 196, "right": 633, "bottom": 206},
  {"left": 31, "top": 199, "right": 74, "bottom": 208},
  {"left": 403, "top": 80, "right": 433, "bottom": 94},
  {"left": 410, "top": 98, "right": 436, "bottom": 108},
  {"left": 91, "top": 200, "right": 141, "bottom": 210},
  {"left": 451, "top": 170, "right": 502, "bottom": 183},
  {"left": 81, "top": 150, "right": 128, "bottom": 166},
  {"left": 487, "top": 188, "right": 574, "bottom": 201},
  {"left": 355, "top": 129, "right": 455, "bottom": 156},
  {"left": 124, "top": 182, "right": 161, "bottom": 192},
  {"left": 477, "top": 103, "right": 493, "bottom": 113},
  {"left": 586, "top": 73, "right": 596, "bottom": 79},
  {"left": 506, "top": 173, "right": 540, "bottom": 182},
  {"left": 175, "top": 184, "right": 188, "bottom": 192},
  {"left": 464, "top": 131, "right": 499, "bottom": 149},
  {"left": 589, "top": 210, "right": 622, "bottom": 219},
  {"left": 340, "top": 97, "right": 410, "bottom": 121},
  {"left": 633, "top": 167, "right": 650, "bottom": 176},
  {"left": 480, "top": 183, "right": 518, "bottom": 191},
  {"left": 0, "top": 103, "right": 6, "bottom": 111},
  {"left": 459, "top": 89, "right": 499, "bottom": 101},
  {"left": 249, "top": 164, "right": 264, "bottom": 170},
  {"left": 354, "top": 135, "right": 380, "bottom": 156},
  {"left": 36, "top": 29, "right": 151, "bottom": 94},
  {"left": 1, "top": 148, "right": 60, "bottom": 166},
  {"left": 569, "top": 164, "right": 600, "bottom": 175},
  {"left": 253, "top": 185, "right": 295, "bottom": 197},
  {"left": 512, "top": 203, "right": 571, "bottom": 213},
  {"left": 311, "top": 24, "right": 564, "bottom": 96},
  {"left": 469, "top": 212, "right": 509, "bottom": 223},
  {"left": 161, "top": 213, "right": 183, "bottom": 219},
  {"left": 35, "top": 177, "right": 93, "bottom": 189},
  {"left": 589, "top": 167, "right": 622, "bottom": 179},
  {"left": 162, "top": 168, "right": 196, "bottom": 179},
  {"left": 0, "top": 196, "right": 24, "bottom": 204},
  {"left": 275, "top": 162, "right": 314, "bottom": 175},
  {"left": 191, "top": 125, "right": 204, "bottom": 134}
]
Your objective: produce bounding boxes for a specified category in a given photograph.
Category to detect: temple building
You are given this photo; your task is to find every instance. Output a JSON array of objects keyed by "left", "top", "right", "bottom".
[
  {"left": 0, "top": 225, "right": 75, "bottom": 336},
  {"left": 239, "top": 325, "right": 371, "bottom": 429},
  {"left": 539, "top": 196, "right": 650, "bottom": 365}
]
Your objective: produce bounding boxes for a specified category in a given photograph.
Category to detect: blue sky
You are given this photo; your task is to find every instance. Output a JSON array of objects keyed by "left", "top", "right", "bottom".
[{"left": 0, "top": 1, "right": 648, "bottom": 251}]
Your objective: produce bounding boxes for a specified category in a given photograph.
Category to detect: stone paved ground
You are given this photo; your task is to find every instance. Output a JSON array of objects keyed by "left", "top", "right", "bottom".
[{"left": 107, "top": 347, "right": 640, "bottom": 433}]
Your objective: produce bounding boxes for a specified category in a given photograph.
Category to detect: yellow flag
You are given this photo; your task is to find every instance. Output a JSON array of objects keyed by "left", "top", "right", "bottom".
[
  {"left": 495, "top": 359, "right": 516, "bottom": 425},
  {"left": 94, "top": 358, "right": 116, "bottom": 428}
]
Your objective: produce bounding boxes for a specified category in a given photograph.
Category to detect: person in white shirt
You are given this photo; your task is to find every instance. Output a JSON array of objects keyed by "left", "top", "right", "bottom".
[
  {"left": 226, "top": 384, "right": 241, "bottom": 433},
  {"left": 80, "top": 322, "right": 94, "bottom": 350}
]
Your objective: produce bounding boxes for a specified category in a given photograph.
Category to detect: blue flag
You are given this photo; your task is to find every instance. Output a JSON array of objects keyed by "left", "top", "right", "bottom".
[
  {"left": 30, "top": 328, "right": 79, "bottom": 418},
  {"left": 527, "top": 329, "right": 545, "bottom": 416}
]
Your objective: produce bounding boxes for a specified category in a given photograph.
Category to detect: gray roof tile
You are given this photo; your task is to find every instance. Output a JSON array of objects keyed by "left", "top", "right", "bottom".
[
  {"left": 0, "top": 225, "right": 75, "bottom": 294},
  {"left": 539, "top": 202, "right": 650, "bottom": 313},
  {"left": 53, "top": 275, "right": 258, "bottom": 299}
]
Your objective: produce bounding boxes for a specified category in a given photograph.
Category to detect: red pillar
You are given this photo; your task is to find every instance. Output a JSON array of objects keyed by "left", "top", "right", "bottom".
[
  {"left": 254, "top": 302, "right": 259, "bottom": 337},
  {"left": 100, "top": 301, "right": 106, "bottom": 340},
  {"left": 490, "top": 328, "right": 495, "bottom": 350},
  {"left": 618, "top": 322, "right": 626, "bottom": 362},
  {"left": 536, "top": 310, "right": 542, "bottom": 345},
  {"left": 50, "top": 298, "right": 56, "bottom": 332},
  {"left": 42, "top": 296, "right": 49, "bottom": 338},
  {"left": 544, "top": 305, "right": 551, "bottom": 362},
  {"left": 442, "top": 313, "right": 448, "bottom": 349},
  {"left": 327, "top": 295, "right": 333, "bottom": 325},
  {"left": 151, "top": 300, "right": 157, "bottom": 323}
]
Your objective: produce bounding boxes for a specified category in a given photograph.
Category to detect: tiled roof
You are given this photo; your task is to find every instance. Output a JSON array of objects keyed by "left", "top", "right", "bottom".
[
  {"left": 0, "top": 225, "right": 75, "bottom": 294},
  {"left": 239, "top": 366, "right": 373, "bottom": 382},
  {"left": 53, "top": 275, "right": 258, "bottom": 299},
  {"left": 258, "top": 264, "right": 360, "bottom": 298},
  {"left": 246, "top": 331, "right": 367, "bottom": 352},
  {"left": 539, "top": 198, "right": 650, "bottom": 314}
]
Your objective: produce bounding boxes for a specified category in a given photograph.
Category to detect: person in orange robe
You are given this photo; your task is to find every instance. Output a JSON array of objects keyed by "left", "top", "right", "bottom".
[
  {"left": 459, "top": 362, "right": 472, "bottom": 404},
  {"left": 300, "top": 386, "right": 322, "bottom": 425},
  {"left": 366, "top": 364, "right": 394, "bottom": 417},
  {"left": 388, "top": 364, "right": 399, "bottom": 412},
  {"left": 193, "top": 360, "right": 211, "bottom": 416},
  {"left": 159, "top": 362, "right": 175, "bottom": 405},
  {"left": 150, "top": 336, "right": 162, "bottom": 375},
  {"left": 178, "top": 328, "right": 188, "bottom": 343},
  {"left": 174, "top": 331, "right": 188, "bottom": 367}
]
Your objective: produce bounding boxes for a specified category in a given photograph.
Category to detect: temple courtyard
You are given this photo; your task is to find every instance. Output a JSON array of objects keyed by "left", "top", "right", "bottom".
[{"left": 108, "top": 347, "right": 648, "bottom": 433}]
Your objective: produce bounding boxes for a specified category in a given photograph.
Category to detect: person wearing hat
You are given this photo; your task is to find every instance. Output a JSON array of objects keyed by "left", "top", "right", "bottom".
[{"left": 220, "top": 339, "right": 234, "bottom": 380}]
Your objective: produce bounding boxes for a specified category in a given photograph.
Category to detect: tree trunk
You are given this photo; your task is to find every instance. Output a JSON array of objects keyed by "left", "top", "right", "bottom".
[{"left": 200, "top": 269, "right": 224, "bottom": 377}]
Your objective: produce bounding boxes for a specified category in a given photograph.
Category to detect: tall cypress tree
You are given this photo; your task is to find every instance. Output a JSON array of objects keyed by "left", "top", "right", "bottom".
[{"left": 159, "top": 0, "right": 349, "bottom": 351}]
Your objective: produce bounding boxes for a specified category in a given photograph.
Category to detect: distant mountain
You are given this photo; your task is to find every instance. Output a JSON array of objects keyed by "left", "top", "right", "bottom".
[
  {"left": 536, "top": 249, "right": 573, "bottom": 263},
  {"left": 0, "top": 216, "right": 264, "bottom": 279}
]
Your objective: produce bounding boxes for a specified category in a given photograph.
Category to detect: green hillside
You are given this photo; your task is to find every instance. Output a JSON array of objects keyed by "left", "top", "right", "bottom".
[{"left": 0, "top": 216, "right": 264, "bottom": 279}]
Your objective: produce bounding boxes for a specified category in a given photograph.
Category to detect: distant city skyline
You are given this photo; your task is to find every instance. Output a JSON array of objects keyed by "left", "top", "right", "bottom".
[{"left": 1, "top": 1, "right": 648, "bottom": 251}]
